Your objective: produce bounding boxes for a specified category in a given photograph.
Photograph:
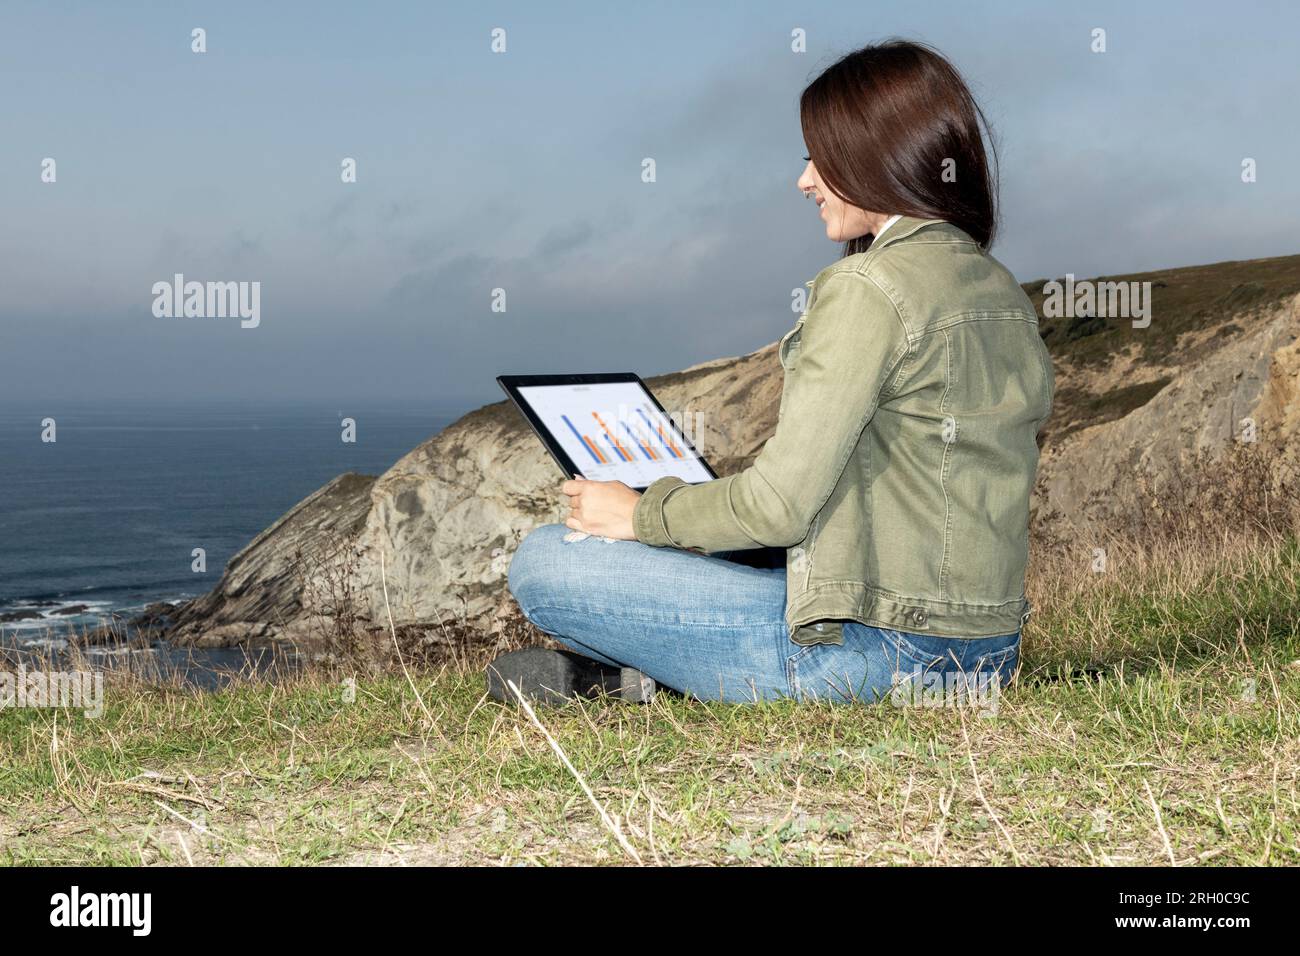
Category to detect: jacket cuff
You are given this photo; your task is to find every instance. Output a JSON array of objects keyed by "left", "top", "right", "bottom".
[{"left": 633, "top": 476, "right": 688, "bottom": 546}]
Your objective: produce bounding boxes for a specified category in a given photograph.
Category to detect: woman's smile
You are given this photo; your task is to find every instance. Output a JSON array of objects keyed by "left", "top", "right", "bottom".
[{"left": 797, "top": 159, "right": 885, "bottom": 241}]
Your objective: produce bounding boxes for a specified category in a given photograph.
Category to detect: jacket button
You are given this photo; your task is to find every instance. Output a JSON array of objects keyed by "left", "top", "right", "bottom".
[{"left": 912, "top": 609, "right": 928, "bottom": 625}]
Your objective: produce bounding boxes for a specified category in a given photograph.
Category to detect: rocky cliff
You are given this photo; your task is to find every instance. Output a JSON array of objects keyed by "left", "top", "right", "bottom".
[{"left": 168, "top": 253, "right": 1300, "bottom": 649}]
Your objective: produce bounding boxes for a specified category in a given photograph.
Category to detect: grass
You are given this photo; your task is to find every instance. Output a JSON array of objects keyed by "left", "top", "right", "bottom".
[
  {"left": 1, "top": 529, "right": 1297, "bottom": 866},
  {"left": 1026, "top": 251, "right": 1300, "bottom": 370},
  {"left": 1040, "top": 377, "right": 1172, "bottom": 445},
  {"left": 3, "top": 418, "right": 1297, "bottom": 867},
  {"left": 1025, "top": 252, "right": 1300, "bottom": 446}
]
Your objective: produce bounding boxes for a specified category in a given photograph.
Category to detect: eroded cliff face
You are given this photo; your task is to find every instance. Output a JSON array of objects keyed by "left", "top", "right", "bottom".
[
  {"left": 169, "top": 255, "right": 1300, "bottom": 648},
  {"left": 170, "top": 473, "right": 377, "bottom": 645},
  {"left": 1035, "top": 293, "right": 1300, "bottom": 529}
]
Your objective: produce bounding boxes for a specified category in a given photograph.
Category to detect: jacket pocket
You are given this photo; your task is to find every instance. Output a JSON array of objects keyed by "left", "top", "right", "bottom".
[
  {"left": 776, "top": 318, "right": 804, "bottom": 421},
  {"left": 777, "top": 316, "right": 805, "bottom": 370},
  {"left": 790, "top": 620, "right": 844, "bottom": 647}
]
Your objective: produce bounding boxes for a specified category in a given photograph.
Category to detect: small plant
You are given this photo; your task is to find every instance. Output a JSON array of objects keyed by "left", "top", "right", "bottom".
[{"left": 294, "top": 532, "right": 368, "bottom": 661}]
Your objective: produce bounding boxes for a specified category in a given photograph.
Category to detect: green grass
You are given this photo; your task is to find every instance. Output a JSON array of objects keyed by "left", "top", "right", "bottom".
[
  {"left": 1027, "top": 252, "right": 1300, "bottom": 370},
  {"left": 1023, "top": 252, "right": 1300, "bottom": 445},
  {"left": 2, "top": 538, "right": 1297, "bottom": 866}
]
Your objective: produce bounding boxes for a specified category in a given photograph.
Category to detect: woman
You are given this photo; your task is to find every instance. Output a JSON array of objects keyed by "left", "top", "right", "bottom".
[{"left": 491, "top": 40, "right": 1054, "bottom": 706}]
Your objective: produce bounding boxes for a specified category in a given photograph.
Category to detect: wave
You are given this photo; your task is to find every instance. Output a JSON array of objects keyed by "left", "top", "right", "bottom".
[{"left": 0, "top": 579, "right": 200, "bottom": 608}]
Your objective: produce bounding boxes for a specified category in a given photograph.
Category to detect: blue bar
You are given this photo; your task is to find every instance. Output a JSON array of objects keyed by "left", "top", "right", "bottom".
[
  {"left": 563, "top": 414, "right": 602, "bottom": 464},
  {"left": 604, "top": 435, "right": 627, "bottom": 461},
  {"left": 637, "top": 407, "right": 679, "bottom": 458},
  {"left": 622, "top": 422, "right": 655, "bottom": 460}
]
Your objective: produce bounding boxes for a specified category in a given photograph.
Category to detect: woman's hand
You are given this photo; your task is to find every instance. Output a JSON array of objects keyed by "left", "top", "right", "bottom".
[{"left": 562, "top": 479, "right": 641, "bottom": 540}]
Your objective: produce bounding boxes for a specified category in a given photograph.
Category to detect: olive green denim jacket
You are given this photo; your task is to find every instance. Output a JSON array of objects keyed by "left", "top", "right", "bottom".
[{"left": 632, "top": 217, "right": 1055, "bottom": 645}]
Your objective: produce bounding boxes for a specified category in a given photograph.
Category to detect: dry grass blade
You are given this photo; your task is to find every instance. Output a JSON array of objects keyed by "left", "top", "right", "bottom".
[
  {"left": 1144, "top": 779, "right": 1177, "bottom": 865},
  {"left": 505, "top": 679, "right": 642, "bottom": 864},
  {"left": 960, "top": 712, "right": 1021, "bottom": 864},
  {"left": 104, "top": 780, "right": 224, "bottom": 811},
  {"left": 380, "top": 549, "right": 435, "bottom": 728}
]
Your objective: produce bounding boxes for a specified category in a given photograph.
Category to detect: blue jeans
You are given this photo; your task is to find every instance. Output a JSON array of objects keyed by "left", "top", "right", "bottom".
[{"left": 507, "top": 523, "right": 1020, "bottom": 705}]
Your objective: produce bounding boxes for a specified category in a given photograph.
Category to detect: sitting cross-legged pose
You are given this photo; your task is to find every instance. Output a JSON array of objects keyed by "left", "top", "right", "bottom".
[{"left": 490, "top": 39, "right": 1054, "bottom": 706}]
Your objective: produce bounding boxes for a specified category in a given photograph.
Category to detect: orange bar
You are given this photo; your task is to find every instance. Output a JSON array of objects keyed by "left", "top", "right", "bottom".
[
  {"left": 592, "top": 411, "right": 633, "bottom": 460},
  {"left": 659, "top": 423, "right": 683, "bottom": 457},
  {"left": 582, "top": 435, "right": 607, "bottom": 463}
]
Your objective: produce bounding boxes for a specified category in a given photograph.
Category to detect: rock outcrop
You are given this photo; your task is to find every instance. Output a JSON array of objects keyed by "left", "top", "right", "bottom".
[
  {"left": 170, "top": 472, "right": 377, "bottom": 645},
  {"left": 1036, "top": 291, "right": 1300, "bottom": 527},
  {"left": 170, "top": 254, "right": 1300, "bottom": 647}
]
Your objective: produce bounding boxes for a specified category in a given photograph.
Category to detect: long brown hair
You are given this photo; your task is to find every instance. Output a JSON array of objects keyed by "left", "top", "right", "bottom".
[{"left": 800, "top": 39, "right": 999, "bottom": 256}]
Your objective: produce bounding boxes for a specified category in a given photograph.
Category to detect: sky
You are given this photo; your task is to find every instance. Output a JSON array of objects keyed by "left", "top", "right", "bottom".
[{"left": 1, "top": 0, "right": 1296, "bottom": 414}]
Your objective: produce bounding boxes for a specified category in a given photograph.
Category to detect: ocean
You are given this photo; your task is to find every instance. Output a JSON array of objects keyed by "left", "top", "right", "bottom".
[{"left": 0, "top": 402, "right": 456, "bottom": 645}]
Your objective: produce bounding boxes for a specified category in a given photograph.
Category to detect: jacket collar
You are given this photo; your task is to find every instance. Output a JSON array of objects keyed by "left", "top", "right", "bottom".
[
  {"left": 804, "top": 218, "right": 969, "bottom": 287},
  {"left": 869, "top": 215, "right": 948, "bottom": 251}
]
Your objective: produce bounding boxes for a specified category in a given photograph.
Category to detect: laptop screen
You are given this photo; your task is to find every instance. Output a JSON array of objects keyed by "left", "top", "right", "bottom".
[{"left": 516, "top": 380, "right": 714, "bottom": 487}]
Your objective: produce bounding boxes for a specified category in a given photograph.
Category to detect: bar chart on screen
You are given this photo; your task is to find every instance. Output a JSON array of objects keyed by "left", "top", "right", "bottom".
[{"left": 517, "top": 381, "right": 713, "bottom": 487}]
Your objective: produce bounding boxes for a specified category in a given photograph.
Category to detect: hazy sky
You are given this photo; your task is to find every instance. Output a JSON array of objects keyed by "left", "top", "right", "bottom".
[{"left": 2, "top": 0, "right": 1296, "bottom": 413}]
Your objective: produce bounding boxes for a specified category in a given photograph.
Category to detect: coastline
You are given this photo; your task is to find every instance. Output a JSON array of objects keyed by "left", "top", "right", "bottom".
[
  {"left": 0, "top": 403, "right": 455, "bottom": 656},
  {"left": 0, "top": 590, "right": 196, "bottom": 645}
]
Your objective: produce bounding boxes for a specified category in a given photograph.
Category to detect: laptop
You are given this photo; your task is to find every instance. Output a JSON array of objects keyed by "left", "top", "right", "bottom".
[{"left": 497, "top": 373, "right": 718, "bottom": 493}]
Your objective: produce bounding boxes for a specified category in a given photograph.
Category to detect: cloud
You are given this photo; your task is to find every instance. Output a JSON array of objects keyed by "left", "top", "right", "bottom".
[
  {"left": 534, "top": 219, "right": 595, "bottom": 259},
  {"left": 2, "top": 1, "right": 1297, "bottom": 408}
]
